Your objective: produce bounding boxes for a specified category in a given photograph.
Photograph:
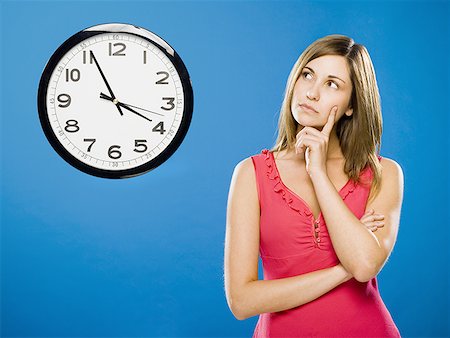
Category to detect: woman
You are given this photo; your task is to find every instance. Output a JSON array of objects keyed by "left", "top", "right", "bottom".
[{"left": 224, "top": 34, "right": 404, "bottom": 337}]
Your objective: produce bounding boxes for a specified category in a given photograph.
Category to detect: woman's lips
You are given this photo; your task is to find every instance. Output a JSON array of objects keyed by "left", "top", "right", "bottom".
[{"left": 299, "top": 104, "right": 319, "bottom": 114}]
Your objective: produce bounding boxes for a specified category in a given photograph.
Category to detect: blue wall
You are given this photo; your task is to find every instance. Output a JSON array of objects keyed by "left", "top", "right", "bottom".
[{"left": 1, "top": 1, "right": 448, "bottom": 337}]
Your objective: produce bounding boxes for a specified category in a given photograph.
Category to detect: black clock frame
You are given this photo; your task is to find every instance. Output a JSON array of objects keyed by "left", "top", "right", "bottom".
[{"left": 37, "top": 23, "right": 193, "bottom": 179}]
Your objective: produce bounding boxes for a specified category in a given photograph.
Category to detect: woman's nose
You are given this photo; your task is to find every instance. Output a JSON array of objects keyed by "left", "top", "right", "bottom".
[{"left": 306, "top": 84, "right": 320, "bottom": 100}]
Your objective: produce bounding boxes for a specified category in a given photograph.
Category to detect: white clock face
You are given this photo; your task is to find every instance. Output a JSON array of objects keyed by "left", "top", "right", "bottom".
[{"left": 45, "top": 31, "right": 184, "bottom": 172}]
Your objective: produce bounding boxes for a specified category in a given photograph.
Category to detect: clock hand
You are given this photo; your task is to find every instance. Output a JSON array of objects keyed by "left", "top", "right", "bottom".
[
  {"left": 100, "top": 92, "right": 164, "bottom": 117},
  {"left": 118, "top": 102, "right": 153, "bottom": 123},
  {"left": 90, "top": 51, "right": 124, "bottom": 116},
  {"left": 99, "top": 93, "right": 153, "bottom": 123}
]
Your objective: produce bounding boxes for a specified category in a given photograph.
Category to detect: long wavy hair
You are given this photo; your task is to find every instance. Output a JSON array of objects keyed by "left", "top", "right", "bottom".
[{"left": 270, "top": 34, "right": 383, "bottom": 204}]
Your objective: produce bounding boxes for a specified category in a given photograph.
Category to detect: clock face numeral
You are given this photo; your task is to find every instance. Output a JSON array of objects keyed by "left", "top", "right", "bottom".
[
  {"left": 134, "top": 139, "right": 148, "bottom": 153},
  {"left": 65, "top": 68, "right": 80, "bottom": 82},
  {"left": 82, "top": 50, "right": 94, "bottom": 64},
  {"left": 161, "top": 97, "right": 175, "bottom": 110},
  {"left": 152, "top": 121, "right": 166, "bottom": 135},
  {"left": 83, "top": 138, "right": 96, "bottom": 152},
  {"left": 57, "top": 94, "right": 71, "bottom": 108},
  {"left": 108, "top": 145, "right": 122, "bottom": 159},
  {"left": 156, "top": 71, "right": 169, "bottom": 84},
  {"left": 65, "top": 120, "right": 79, "bottom": 133},
  {"left": 109, "top": 42, "right": 126, "bottom": 56}
]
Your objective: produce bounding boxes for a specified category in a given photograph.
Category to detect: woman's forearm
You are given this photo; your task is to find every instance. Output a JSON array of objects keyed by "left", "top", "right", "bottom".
[
  {"left": 311, "top": 172, "right": 382, "bottom": 279},
  {"left": 235, "top": 264, "right": 352, "bottom": 320}
]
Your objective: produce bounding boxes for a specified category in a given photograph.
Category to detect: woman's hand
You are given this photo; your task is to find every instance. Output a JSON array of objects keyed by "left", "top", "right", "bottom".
[
  {"left": 295, "top": 105, "right": 338, "bottom": 178},
  {"left": 360, "top": 209, "right": 385, "bottom": 232}
]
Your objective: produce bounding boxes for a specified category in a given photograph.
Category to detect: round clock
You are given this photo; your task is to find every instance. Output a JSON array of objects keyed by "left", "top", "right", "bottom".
[{"left": 38, "top": 23, "right": 193, "bottom": 179}]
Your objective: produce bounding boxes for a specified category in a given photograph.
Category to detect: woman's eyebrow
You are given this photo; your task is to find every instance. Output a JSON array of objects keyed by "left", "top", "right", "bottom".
[{"left": 303, "top": 66, "right": 346, "bottom": 84}]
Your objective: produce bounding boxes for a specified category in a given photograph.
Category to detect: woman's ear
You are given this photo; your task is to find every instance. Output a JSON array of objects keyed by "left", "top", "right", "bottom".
[{"left": 345, "top": 107, "right": 353, "bottom": 117}]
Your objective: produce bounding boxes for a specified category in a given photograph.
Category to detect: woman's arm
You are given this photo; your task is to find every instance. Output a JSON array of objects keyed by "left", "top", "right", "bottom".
[
  {"left": 311, "top": 158, "right": 403, "bottom": 282},
  {"left": 224, "top": 157, "right": 352, "bottom": 320},
  {"left": 296, "top": 113, "right": 403, "bottom": 283},
  {"left": 232, "top": 264, "right": 352, "bottom": 320}
]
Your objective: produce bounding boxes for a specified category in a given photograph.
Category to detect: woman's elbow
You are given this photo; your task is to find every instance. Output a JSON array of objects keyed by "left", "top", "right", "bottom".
[
  {"left": 231, "top": 307, "right": 247, "bottom": 321},
  {"left": 353, "top": 264, "right": 377, "bottom": 283},
  {"left": 226, "top": 288, "right": 251, "bottom": 320},
  {"left": 227, "top": 295, "right": 248, "bottom": 320}
]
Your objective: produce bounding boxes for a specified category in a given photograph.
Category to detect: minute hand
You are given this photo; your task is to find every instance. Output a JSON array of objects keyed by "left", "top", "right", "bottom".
[{"left": 90, "top": 51, "right": 123, "bottom": 116}]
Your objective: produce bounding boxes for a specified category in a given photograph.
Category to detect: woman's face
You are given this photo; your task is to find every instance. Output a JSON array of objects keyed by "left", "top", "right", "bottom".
[{"left": 291, "top": 55, "right": 353, "bottom": 129}]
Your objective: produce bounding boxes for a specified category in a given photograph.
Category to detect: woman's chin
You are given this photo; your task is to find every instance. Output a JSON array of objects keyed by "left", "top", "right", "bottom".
[{"left": 296, "top": 117, "right": 324, "bottom": 128}]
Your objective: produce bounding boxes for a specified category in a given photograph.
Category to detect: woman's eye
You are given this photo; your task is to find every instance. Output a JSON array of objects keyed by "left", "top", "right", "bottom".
[
  {"left": 328, "top": 81, "right": 339, "bottom": 89},
  {"left": 302, "top": 71, "right": 338, "bottom": 89},
  {"left": 302, "top": 71, "right": 312, "bottom": 79}
]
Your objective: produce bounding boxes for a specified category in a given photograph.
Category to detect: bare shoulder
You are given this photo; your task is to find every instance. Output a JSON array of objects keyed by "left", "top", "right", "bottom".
[
  {"left": 369, "top": 156, "right": 404, "bottom": 208},
  {"left": 228, "top": 155, "right": 260, "bottom": 212},
  {"left": 235, "top": 156, "right": 255, "bottom": 171},
  {"left": 379, "top": 156, "right": 404, "bottom": 183},
  {"left": 232, "top": 156, "right": 256, "bottom": 183}
]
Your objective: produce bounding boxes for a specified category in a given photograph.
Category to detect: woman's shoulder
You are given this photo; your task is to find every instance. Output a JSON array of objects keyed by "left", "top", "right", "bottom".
[
  {"left": 376, "top": 154, "right": 401, "bottom": 169},
  {"left": 238, "top": 148, "right": 272, "bottom": 164},
  {"left": 377, "top": 155, "right": 403, "bottom": 179},
  {"left": 368, "top": 155, "right": 403, "bottom": 194},
  {"left": 229, "top": 153, "right": 262, "bottom": 195},
  {"left": 232, "top": 152, "right": 260, "bottom": 177},
  {"left": 232, "top": 148, "right": 273, "bottom": 177}
]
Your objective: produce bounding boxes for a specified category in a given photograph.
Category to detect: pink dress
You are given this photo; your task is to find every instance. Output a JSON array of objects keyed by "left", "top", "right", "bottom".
[{"left": 250, "top": 148, "right": 401, "bottom": 338}]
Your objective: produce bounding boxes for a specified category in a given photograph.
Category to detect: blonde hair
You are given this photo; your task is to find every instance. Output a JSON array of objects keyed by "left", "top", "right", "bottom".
[{"left": 271, "top": 34, "right": 383, "bottom": 204}]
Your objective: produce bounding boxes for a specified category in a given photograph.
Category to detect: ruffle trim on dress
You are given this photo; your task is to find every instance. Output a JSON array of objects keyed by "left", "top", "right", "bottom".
[
  {"left": 341, "top": 179, "right": 357, "bottom": 200},
  {"left": 261, "top": 148, "right": 357, "bottom": 217}
]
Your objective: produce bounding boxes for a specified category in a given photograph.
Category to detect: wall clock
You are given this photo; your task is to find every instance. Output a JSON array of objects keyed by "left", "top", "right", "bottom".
[{"left": 38, "top": 23, "right": 193, "bottom": 179}]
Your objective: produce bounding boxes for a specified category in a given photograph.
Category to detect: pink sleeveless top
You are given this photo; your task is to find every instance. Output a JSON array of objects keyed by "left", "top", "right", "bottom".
[{"left": 250, "top": 148, "right": 401, "bottom": 338}]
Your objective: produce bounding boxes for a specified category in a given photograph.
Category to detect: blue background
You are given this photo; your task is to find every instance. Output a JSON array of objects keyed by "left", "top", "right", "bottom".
[{"left": 1, "top": 0, "right": 449, "bottom": 337}]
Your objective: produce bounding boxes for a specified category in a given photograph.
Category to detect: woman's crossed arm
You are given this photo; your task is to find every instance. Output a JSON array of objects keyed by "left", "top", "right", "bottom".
[{"left": 224, "top": 157, "right": 353, "bottom": 320}]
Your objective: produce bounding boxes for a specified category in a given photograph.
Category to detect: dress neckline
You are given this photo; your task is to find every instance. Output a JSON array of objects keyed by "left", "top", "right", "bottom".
[{"left": 267, "top": 149, "right": 353, "bottom": 222}]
